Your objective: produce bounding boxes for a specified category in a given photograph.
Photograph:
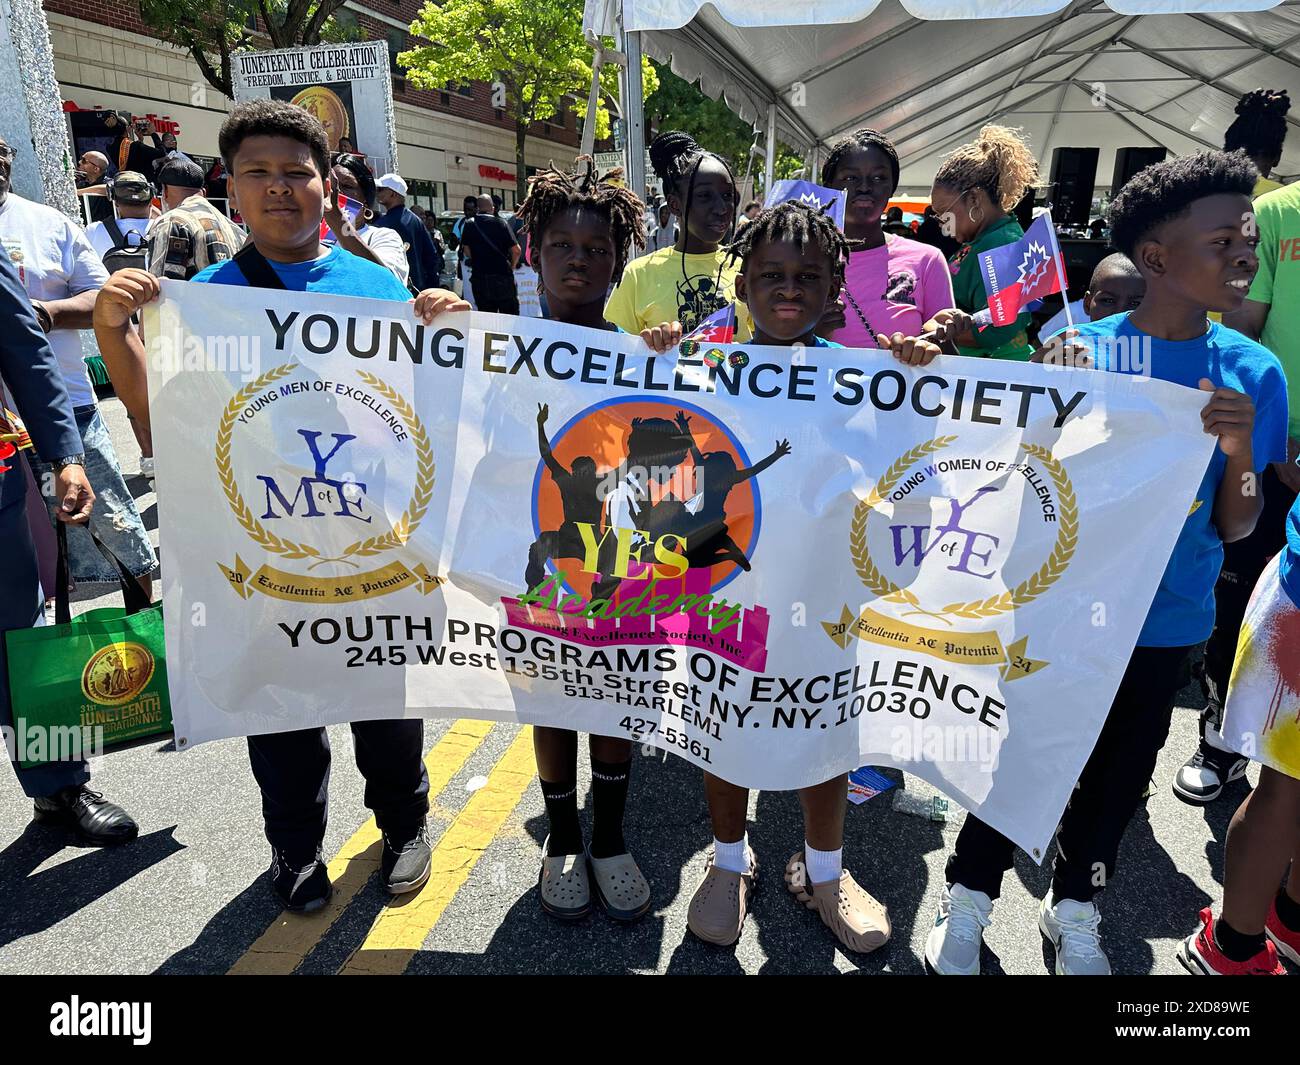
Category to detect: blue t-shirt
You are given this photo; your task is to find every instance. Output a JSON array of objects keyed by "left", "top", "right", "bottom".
[
  {"left": 1073, "top": 313, "right": 1288, "bottom": 646},
  {"left": 192, "top": 244, "right": 411, "bottom": 301}
]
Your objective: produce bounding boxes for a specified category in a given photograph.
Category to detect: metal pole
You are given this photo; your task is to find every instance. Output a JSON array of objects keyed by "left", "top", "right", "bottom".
[
  {"left": 622, "top": 28, "right": 646, "bottom": 204},
  {"left": 764, "top": 102, "right": 777, "bottom": 200},
  {"left": 580, "top": 48, "right": 604, "bottom": 159}
]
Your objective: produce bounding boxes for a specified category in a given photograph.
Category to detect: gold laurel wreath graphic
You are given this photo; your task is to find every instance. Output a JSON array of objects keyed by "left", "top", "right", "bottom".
[
  {"left": 215, "top": 364, "right": 435, "bottom": 566},
  {"left": 850, "top": 438, "right": 1077, "bottom": 621}
]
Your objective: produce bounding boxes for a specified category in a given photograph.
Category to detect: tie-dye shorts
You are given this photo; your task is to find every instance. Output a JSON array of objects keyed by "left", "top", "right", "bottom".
[{"left": 1219, "top": 552, "right": 1300, "bottom": 781}]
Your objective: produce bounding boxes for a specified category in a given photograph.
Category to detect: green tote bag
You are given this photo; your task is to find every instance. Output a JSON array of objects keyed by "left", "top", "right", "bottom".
[{"left": 6, "top": 522, "right": 171, "bottom": 768}]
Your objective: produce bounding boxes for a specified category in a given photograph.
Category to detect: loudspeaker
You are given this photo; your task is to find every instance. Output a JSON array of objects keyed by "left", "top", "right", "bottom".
[
  {"left": 1111, "top": 146, "right": 1168, "bottom": 193},
  {"left": 1049, "top": 147, "right": 1099, "bottom": 226}
]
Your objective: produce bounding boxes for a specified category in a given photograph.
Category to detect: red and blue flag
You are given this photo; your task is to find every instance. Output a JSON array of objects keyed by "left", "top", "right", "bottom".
[
  {"left": 977, "top": 212, "right": 1066, "bottom": 327},
  {"left": 683, "top": 303, "right": 737, "bottom": 344}
]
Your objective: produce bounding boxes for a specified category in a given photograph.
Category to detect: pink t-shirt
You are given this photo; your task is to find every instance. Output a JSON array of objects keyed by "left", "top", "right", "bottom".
[{"left": 832, "top": 235, "right": 955, "bottom": 348}]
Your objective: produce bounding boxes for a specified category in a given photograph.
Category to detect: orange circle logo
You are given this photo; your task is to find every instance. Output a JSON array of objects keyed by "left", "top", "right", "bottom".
[{"left": 530, "top": 398, "right": 783, "bottom": 600}]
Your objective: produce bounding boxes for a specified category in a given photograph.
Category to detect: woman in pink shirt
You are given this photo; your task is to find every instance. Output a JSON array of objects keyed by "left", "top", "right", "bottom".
[{"left": 817, "top": 128, "right": 957, "bottom": 346}]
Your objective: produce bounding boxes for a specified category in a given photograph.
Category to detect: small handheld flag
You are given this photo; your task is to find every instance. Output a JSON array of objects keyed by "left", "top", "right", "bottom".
[
  {"left": 976, "top": 212, "right": 1068, "bottom": 327},
  {"left": 765, "top": 180, "right": 848, "bottom": 231},
  {"left": 682, "top": 303, "right": 737, "bottom": 345}
]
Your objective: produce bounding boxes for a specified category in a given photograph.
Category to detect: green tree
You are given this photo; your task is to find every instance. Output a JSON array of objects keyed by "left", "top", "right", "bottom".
[
  {"left": 644, "top": 60, "right": 805, "bottom": 198},
  {"left": 401, "top": 0, "right": 657, "bottom": 203},
  {"left": 135, "top": 0, "right": 355, "bottom": 99}
]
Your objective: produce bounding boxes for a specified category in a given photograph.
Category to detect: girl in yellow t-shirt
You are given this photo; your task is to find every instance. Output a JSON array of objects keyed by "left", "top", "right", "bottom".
[{"left": 606, "top": 131, "right": 750, "bottom": 339}]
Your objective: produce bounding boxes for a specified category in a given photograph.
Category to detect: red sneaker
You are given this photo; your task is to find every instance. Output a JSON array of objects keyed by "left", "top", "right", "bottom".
[
  {"left": 1177, "top": 908, "right": 1285, "bottom": 975},
  {"left": 1266, "top": 899, "right": 1300, "bottom": 967}
]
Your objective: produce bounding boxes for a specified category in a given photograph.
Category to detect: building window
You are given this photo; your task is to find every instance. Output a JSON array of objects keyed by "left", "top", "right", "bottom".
[
  {"left": 439, "top": 91, "right": 451, "bottom": 106},
  {"left": 456, "top": 83, "right": 474, "bottom": 98},
  {"left": 386, "top": 30, "right": 408, "bottom": 78}
]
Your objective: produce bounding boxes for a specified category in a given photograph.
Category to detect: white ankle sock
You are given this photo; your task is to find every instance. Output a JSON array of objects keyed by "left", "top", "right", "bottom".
[
  {"left": 804, "top": 842, "right": 842, "bottom": 884},
  {"left": 713, "top": 835, "right": 750, "bottom": 874}
]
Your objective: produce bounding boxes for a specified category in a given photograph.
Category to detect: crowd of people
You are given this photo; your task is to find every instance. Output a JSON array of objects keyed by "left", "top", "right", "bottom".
[{"left": 0, "top": 81, "right": 1298, "bottom": 975}]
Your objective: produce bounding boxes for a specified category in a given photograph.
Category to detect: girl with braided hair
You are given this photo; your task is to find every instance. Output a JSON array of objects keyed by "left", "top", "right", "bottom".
[
  {"left": 930, "top": 125, "right": 1041, "bottom": 360},
  {"left": 685, "top": 199, "right": 941, "bottom": 958},
  {"left": 817, "top": 128, "right": 963, "bottom": 351},
  {"left": 1224, "top": 88, "right": 1291, "bottom": 198},
  {"left": 605, "top": 130, "right": 752, "bottom": 343}
]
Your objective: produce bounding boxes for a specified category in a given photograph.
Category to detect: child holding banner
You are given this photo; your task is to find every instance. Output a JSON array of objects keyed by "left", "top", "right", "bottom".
[
  {"left": 510, "top": 160, "right": 657, "bottom": 922},
  {"left": 1179, "top": 495, "right": 1300, "bottom": 975},
  {"left": 926, "top": 150, "right": 1288, "bottom": 976},
  {"left": 816, "top": 128, "right": 959, "bottom": 349},
  {"left": 685, "top": 200, "right": 941, "bottom": 955},
  {"left": 605, "top": 131, "right": 747, "bottom": 344},
  {"left": 91, "top": 100, "right": 470, "bottom": 913},
  {"left": 928, "top": 126, "right": 1040, "bottom": 361}
]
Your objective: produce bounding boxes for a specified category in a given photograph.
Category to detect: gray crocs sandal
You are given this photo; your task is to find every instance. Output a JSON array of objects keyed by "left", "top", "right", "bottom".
[
  {"left": 538, "top": 836, "right": 591, "bottom": 920},
  {"left": 586, "top": 847, "right": 652, "bottom": 922}
]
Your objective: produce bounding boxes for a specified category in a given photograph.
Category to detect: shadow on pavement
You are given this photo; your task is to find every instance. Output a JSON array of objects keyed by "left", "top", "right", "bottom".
[{"left": 0, "top": 824, "right": 184, "bottom": 949}]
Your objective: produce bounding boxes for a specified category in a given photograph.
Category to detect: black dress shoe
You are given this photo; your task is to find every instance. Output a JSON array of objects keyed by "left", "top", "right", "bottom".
[{"left": 33, "top": 786, "right": 139, "bottom": 846}]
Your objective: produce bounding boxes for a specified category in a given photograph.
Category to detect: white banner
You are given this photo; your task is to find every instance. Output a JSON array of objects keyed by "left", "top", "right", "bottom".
[
  {"left": 231, "top": 41, "right": 397, "bottom": 173},
  {"left": 147, "top": 283, "right": 1214, "bottom": 856}
]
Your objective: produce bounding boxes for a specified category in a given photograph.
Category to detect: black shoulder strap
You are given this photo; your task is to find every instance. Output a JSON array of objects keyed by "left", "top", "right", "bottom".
[
  {"left": 105, "top": 217, "right": 126, "bottom": 250},
  {"left": 232, "top": 242, "right": 288, "bottom": 290}
]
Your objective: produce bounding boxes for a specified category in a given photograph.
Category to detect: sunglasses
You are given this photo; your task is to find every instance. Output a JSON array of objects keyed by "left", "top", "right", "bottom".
[{"left": 0, "top": 145, "right": 15, "bottom": 162}]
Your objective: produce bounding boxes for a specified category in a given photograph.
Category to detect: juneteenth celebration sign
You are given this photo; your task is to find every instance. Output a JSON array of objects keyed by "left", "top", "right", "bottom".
[
  {"left": 145, "top": 284, "right": 1214, "bottom": 856},
  {"left": 231, "top": 41, "right": 396, "bottom": 167}
]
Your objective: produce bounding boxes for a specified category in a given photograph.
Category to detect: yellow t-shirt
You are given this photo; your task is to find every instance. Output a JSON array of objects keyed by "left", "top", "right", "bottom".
[{"left": 605, "top": 246, "right": 752, "bottom": 338}]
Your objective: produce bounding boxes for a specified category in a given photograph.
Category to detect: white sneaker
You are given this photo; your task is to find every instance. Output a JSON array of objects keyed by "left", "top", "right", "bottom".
[
  {"left": 1039, "top": 891, "right": 1111, "bottom": 975},
  {"left": 139, "top": 456, "right": 155, "bottom": 478},
  {"left": 924, "top": 883, "right": 992, "bottom": 975}
]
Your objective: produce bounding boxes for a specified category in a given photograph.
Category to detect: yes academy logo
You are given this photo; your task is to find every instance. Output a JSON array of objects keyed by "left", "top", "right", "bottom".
[
  {"left": 504, "top": 397, "right": 781, "bottom": 670},
  {"left": 215, "top": 363, "right": 442, "bottom": 603},
  {"left": 826, "top": 436, "right": 1077, "bottom": 681}
]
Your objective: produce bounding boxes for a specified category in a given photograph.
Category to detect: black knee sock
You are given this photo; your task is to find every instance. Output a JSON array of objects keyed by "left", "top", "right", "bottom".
[
  {"left": 1214, "top": 915, "right": 1267, "bottom": 962},
  {"left": 539, "top": 778, "right": 582, "bottom": 856},
  {"left": 1275, "top": 888, "right": 1300, "bottom": 932},
  {"left": 589, "top": 756, "right": 631, "bottom": 859}
]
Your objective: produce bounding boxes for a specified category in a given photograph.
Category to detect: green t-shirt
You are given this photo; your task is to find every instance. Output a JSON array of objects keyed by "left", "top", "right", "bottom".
[
  {"left": 949, "top": 214, "right": 1034, "bottom": 361},
  {"left": 1249, "top": 182, "right": 1300, "bottom": 439}
]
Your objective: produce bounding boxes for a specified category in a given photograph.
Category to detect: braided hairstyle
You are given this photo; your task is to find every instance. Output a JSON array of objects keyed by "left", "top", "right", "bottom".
[
  {"left": 514, "top": 157, "right": 647, "bottom": 281},
  {"left": 933, "top": 125, "right": 1039, "bottom": 212},
  {"left": 725, "top": 199, "right": 858, "bottom": 279},
  {"left": 1224, "top": 88, "right": 1291, "bottom": 169},
  {"left": 820, "top": 127, "right": 900, "bottom": 193},
  {"left": 649, "top": 130, "right": 739, "bottom": 291}
]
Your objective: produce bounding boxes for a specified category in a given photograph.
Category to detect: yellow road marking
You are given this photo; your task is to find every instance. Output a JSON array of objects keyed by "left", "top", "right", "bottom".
[
  {"left": 338, "top": 725, "right": 536, "bottom": 975},
  {"left": 227, "top": 719, "right": 496, "bottom": 975}
]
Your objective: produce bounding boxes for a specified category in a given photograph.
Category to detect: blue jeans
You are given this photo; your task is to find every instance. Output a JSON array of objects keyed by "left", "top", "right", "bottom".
[{"left": 0, "top": 497, "right": 90, "bottom": 798}]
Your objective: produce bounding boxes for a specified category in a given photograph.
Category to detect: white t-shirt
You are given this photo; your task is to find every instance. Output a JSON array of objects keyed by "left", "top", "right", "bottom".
[
  {"left": 85, "top": 215, "right": 151, "bottom": 261},
  {"left": 0, "top": 194, "right": 109, "bottom": 407},
  {"left": 358, "top": 224, "right": 409, "bottom": 287}
]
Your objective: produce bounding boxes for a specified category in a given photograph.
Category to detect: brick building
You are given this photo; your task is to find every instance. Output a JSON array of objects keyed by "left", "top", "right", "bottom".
[{"left": 42, "top": 0, "right": 584, "bottom": 212}]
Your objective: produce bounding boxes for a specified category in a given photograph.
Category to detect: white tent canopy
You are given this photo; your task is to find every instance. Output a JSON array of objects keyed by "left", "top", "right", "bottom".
[{"left": 584, "top": 0, "right": 1300, "bottom": 193}]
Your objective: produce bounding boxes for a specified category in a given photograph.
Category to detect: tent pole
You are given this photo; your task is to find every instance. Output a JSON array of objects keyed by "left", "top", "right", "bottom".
[
  {"left": 623, "top": 27, "right": 647, "bottom": 204},
  {"left": 764, "top": 102, "right": 777, "bottom": 199}
]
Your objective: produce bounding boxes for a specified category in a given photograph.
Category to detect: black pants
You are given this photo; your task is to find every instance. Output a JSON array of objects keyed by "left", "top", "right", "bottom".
[
  {"left": 471, "top": 272, "right": 520, "bottom": 315},
  {"left": 247, "top": 720, "right": 429, "bottom": 861},
  {"left": 946, "top": 644, "right": 1195, "bottom": 903},
  {"left": 1199, "top": 464, "right": 1296, "bottom": 738}
]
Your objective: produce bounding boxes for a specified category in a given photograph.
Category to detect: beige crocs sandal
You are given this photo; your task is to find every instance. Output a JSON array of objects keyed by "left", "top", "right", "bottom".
[
  {"left": 538, "top": 836, "right": 591, "bottom": 920},
  {"left": 784, "top": 850, "right": 891, "bottom": 954},
  {"left": 587, "top": 848, "right": 652, "bottom": 922},
  {"left": 687, "top": 847, "right": 758, "bottom": 946}
]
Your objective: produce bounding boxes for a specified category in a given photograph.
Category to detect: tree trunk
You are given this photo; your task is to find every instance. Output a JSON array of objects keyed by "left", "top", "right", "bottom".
[{"left": 515, "top": 118, "right": 528, "bottom": 206}]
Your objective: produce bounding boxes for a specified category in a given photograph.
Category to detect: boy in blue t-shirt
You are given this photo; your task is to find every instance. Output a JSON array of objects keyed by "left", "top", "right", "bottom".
[
  {"left": 927, "top": 150, "right": 1288, "bottom": 976},
  {"left": 92, "top": 101, "right": 456, "bottom": 913}
]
